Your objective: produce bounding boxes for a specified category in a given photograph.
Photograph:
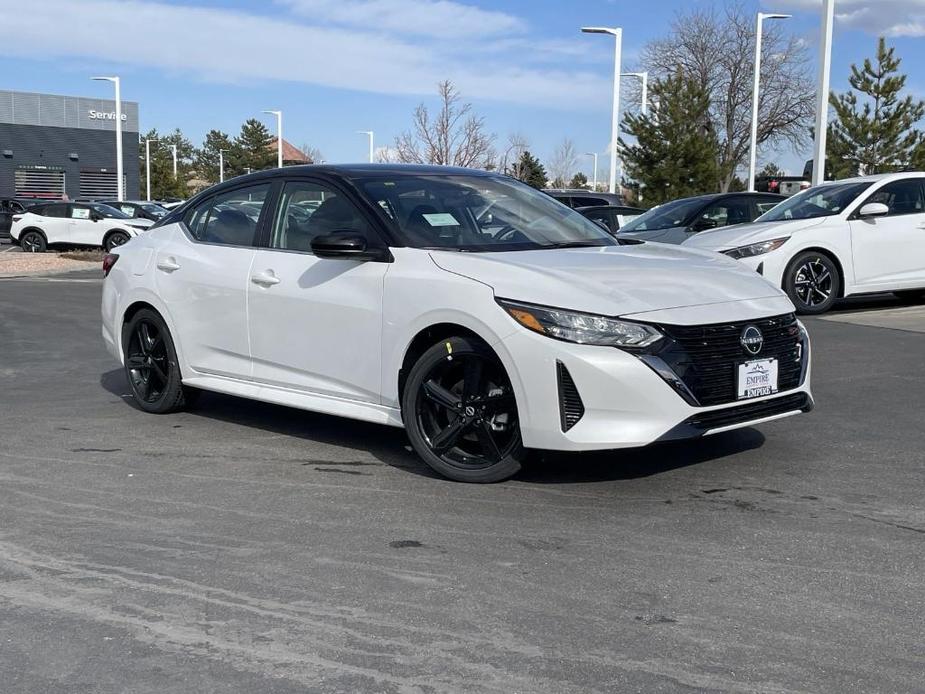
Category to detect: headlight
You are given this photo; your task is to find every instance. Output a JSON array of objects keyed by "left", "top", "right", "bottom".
[
  {"left": 497, "top": 299, "right": 663, "bottom": 349},
  {"left": 722, "top": 237, "right": 789, "bottom": 259}
]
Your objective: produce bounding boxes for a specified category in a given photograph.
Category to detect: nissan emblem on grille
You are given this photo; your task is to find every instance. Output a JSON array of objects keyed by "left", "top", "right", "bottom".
[{"left": 740, "top": 325, "right": 764, "bottom": 355}]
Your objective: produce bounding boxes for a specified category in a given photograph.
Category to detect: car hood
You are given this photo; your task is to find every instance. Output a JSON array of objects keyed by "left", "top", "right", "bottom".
[
  {"left": 429, "top": 243, "right": 788, "bottom": 319},
  {"left": 682, "top": 217, "right": 827, "bottom": 251}
]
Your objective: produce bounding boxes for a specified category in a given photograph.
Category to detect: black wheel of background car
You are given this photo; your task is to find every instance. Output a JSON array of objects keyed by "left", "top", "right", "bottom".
[
  {"left": 894, "top": 289, "right": 925, "bottom": 303},
  {"left": 104, "top": 231, "right": 131, "bottom": 251},
  {"left": 20, "top": 230, "right": 47, "bottom": 253},
  {"left": 402, "top": 336, "right": 525, "bottom": 483},
  {"left": 122, "top": 308, "right": 189, "bottom": 414},
  {"left": 784, "top": 251, "right": 839, "bottom": 315}
]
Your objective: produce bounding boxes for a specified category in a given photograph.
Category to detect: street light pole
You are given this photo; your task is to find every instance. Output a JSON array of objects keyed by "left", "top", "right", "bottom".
[
  {"left": 582, "top": 26, "right": 623, "bottom": 195},
  {"left": 264, "top": 110, "right": 283, "bottom": 168},
  {"left": 622, "top": 72, "right": 649, "bottom": 114},
  {"left": 144, "top": 138, "right": 157, "bottom": 201},
  {"left": 91, "top": 75, "right": 123, "bottom": 201},
  {"left": 219, "top": 148, "right": 228, "bottom": 183},
  {"left": 358, "top": 130, "right": 374, "bottom": 163},
  {"left": 748, "top": 12, "right": 791, "bottom": 192},
  {"left": 812, "top": 0, "right": 836, "bottom": 185},
  {"left": 585, "top": 152, "right": 599, "bottom": 191},
  {"left": 169, "top": 144, "right": 178, "bottom": 179}
]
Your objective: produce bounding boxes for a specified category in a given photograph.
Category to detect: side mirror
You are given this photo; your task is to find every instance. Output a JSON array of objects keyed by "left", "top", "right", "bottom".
[
  {"left": 593, "top": 219, "right": 613, "bottom": 234},
  {"left": 310, "top": 232, "right": 390, "bottom": 261},
  {"left": 90, "top": 212, "right": 103, "bottom": 222},
  {"left": 690, "top": 218, "right": 718, "bottom": 232},
  {"left": 858, "top": 202, "right": 890, "bottom": 218}
]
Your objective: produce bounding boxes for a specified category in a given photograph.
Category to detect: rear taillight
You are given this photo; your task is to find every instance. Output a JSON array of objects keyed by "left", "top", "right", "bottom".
[
  {"left": 12, "top": 216, "right": 21, "bottom": 222},
  {"left": 102, "top": 253, "right": 119, "bottom": 277}
]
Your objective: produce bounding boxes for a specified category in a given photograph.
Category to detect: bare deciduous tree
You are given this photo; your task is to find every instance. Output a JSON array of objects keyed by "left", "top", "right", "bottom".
[
  {"left": 548, "top": 137, "right": 579, "bottom": 188},
  {"left": 641, "top": 2, "right": 814, "bottom": 190},
  {"left": 395, "top": 80, "right": 496, "bottom": 168},
  {"left": 496, "top": 132, "right": 530, "bottom": 177}
]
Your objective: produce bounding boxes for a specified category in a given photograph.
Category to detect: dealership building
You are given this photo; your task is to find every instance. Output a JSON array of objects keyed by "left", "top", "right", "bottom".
[{"left": 0, "top": 90, "right": 139, "bottom": 201}]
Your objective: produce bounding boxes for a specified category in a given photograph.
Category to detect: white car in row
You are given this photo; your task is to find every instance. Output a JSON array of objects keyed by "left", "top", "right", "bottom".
[
  {"left": 12, "top": 201, "right": 153, "bottom": 253},
  {"left": 685, "top": 172, "right": 925, "bottom": 313},
  {"left": 102, "top": 165, "right": 812, "bottom": 483}
]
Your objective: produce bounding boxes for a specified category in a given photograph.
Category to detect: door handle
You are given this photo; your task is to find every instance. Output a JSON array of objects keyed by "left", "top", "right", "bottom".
[
  {"left": 156, "top": 257, "right": 181, "bottom": 272},
  {"left": 251, "top": 271, "right": 281, "bottom": 287}
]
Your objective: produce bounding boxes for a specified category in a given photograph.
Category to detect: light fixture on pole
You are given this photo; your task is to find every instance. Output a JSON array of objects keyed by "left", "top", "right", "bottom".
[
  {"left": 91, "top": 75, "right": 124, "bottom": 201},
  {"left": 622, "top": 72, "right": 649, "bottom": 114},
  {"left": 263, "top": 110, "right": 283, "bottom": 168},
  {"left": 169, "top": 144, "right": 178, "bottom": 179},
  {"left": 585, "top": 152, "right": 599, "bottom": 191},
  {"left": 144, "top": 137, "right": 157, "bottom": 202},
  {"left": 812, "top": 0, "right": 836, "bottom": 185},
  {"left": 357, "top": 130, "right": 374, "bottom": 163},
  {"left": 581, "top": 26, "right": 623, "bottom": 195},
  {"left": 747, "top": 12, "right": 791, "bottom": 192},
  {"left": 218, "top": 148, "right": 229, "bottom": 183}
]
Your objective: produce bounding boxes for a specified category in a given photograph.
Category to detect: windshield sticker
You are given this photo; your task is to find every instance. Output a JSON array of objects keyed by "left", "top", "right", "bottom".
[
  {"left": 422, "top": 213, "right": 459, "bottom": 227},
  {"left": 72, "top": 208, "right": 90, "bottom": 219}
]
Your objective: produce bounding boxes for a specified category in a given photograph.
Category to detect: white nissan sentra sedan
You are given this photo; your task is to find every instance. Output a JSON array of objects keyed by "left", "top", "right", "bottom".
[
  {"left": 684, "top": 172, "right": 925, "bottom": 314},
  {"left": 101, "top": 165, "right": 812, "bottom": 482}
]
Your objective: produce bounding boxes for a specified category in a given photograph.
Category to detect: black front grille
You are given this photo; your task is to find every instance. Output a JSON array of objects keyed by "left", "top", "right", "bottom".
[
  {"left": 686, "top": 392, "right": 812, "bottom": 431},
  {"left": 556, "top": 361, "right": 584, "bottom": 431},
  {"left": 654, "top": 314, "right": 804, "bottom": 407}
]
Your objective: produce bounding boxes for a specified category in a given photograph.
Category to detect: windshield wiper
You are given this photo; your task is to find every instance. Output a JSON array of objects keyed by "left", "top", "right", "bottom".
[{"left": 543, "top": 241, "right": 609, "bottom": 249}]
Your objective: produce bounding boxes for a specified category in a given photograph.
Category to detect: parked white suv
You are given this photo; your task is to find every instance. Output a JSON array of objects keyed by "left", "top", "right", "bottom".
[
  {"left": 684, "top": 173, "right": 925, "bottom": 313},
  {"left": 102, "top": 165, "right": 812, "bottom": 482},
  {"left": 11, "top": 201, "right": 153, "bottom": 252}
]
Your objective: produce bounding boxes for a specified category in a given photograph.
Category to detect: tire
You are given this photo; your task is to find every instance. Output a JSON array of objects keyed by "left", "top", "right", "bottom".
[
  {"left": 20, "top": 230, "right": 47, "bottom": 253},
  {"left": 894, "top": 289, "right": 925, "bottom": 303},
  {"left": 401, "top": 336, "right": 525, "bottom": 483},
  {"left": 783, "top": 251, "right": 840, "bottom": 315},
  {"left": 122, "top": 308, "right": 191, "bottom": 414},
  {"left": 104, "top": 230, "right": 131, "bottom": 251}
]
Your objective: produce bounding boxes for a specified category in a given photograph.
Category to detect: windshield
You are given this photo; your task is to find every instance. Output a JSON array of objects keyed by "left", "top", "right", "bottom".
[
  {"left": 90, "top": 203, "right": 130, "bottom": 219},
  {"left": 757, "top": 182, "right": 873, "bottom": 222},
  {"left": 619, "top": 197, "right": 707, "bottom": 232},
  {"left": 141, "top": 203, "right": 167, "bottom": 217},
  {"left": 357, "top": 174, "right": 616, "bottom": 252}
]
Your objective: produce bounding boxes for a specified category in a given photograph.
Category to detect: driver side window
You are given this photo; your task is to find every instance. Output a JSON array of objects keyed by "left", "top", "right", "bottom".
[
  {"left": 694, "top": 198, "right": 752, "bottom": 231},
  {"left": 865, "top": 179, "right": 925, "bottom": 217}
]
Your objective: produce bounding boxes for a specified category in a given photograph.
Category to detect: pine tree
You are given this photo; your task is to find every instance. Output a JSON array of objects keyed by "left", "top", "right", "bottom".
[
  {"left": 759, "top": 162, "right": 784, "bottom": 178},
  {"left": 233, "top": 119, "right": 275, "bottom": 176},
  {"left": 621, "top": 73, "right": 721, "bottom": 205},
  {"left": 512, "top": 151, "right": 547, "bottom": 189},
  {"left": 195, "top": 129, "right": 234, "bottom": 184},
  {"left": 138, "top": 128, "right": 191, "bottom": 200},
  {"left": 569, "top": 172, "right": 589, "bottom": 189},
  {"left": 828, "top": 38, "right": 924, "bottom": 178}
]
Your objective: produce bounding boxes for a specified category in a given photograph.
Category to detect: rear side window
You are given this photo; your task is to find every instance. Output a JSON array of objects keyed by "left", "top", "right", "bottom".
[
  {"left": 185, "top": 183, "right": 271, "bottom": 246},
  {"left": 572, "top": 196, "right": 608, "bottom": 207},
  {"left": 43, "top": 204, "right": 68, "bottom": 218}
]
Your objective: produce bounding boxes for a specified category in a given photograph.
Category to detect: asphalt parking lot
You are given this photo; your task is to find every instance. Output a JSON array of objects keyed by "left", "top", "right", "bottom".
[{"left": 1, "top": 270, "right": 923, "bottom": 693}]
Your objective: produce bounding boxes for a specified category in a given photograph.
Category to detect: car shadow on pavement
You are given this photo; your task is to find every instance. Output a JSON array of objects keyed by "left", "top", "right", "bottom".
[{"left": 101, "top": 369, "right": 766, "bottom": 485}]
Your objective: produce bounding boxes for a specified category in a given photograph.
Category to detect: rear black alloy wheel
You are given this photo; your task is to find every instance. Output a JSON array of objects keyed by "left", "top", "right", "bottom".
[
  {"left": 402, "top": 337, "right": 525, "bottom": 483},
  {"left": 105, "top": 231, "right": 130, "bottom": 251},
  {"left": 784, "top": 251, "right": 839, "bottom": 314},
  {"left": 21, "top": 230, "right": 46, "bottom": 253},
  {"left": 122, "top": 309, "right": 190, "bottom": 414}
]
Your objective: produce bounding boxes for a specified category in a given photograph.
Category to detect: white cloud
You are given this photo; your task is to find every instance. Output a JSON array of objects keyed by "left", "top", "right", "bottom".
[
  {"left": 278, "top": 0, "right": 526, "bottom": 38},
  {"left": 0, "top": 0, "right": 609, "bottom": 110},
  {"left": 774, "top": 0, "right": 925, "bottom": 37}
]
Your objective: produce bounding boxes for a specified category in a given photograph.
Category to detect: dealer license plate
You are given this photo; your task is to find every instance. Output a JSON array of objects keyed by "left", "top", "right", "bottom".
[{"left": 737, "top": 359, "right": 778, "bottom": 400}]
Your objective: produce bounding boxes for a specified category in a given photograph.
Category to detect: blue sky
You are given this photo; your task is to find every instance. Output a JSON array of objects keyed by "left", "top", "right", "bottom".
[{"left": 2, "top": 0, "right": 924, "bottom": 178}]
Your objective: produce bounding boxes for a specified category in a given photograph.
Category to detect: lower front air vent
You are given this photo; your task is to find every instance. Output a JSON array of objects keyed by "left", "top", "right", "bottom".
[{"left": 556, "top": 361, "right": 585, "bottom": 432}]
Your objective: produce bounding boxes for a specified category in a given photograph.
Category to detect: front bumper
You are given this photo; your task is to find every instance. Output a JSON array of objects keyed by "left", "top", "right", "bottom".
[{"left": 500, "top": 319, "right": 812, "bottom": 452}]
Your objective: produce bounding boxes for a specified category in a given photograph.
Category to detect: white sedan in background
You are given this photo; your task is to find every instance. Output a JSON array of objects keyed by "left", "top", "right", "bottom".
[
  {"left": 684, "top": 172, "right": 925, "bottom": 314},
  {"left": 11, "top": 201, "right": 153, "bottom": 253},
  {"left": 101, "top": 164, "right": 812, "bottom": 483}
]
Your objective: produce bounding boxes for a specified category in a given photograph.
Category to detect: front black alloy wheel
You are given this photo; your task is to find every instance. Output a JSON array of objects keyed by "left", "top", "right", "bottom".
[
  {"left": 784, "top": 251, "right": 840, "bottom": 314},
  {"left": 402, "top": 337, "right": 525, "bottom": 483},
  {"left": 122, "top": 309, "right": 191, "bottom": 414}
]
